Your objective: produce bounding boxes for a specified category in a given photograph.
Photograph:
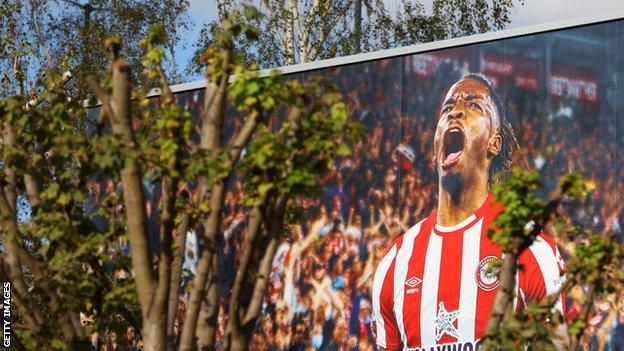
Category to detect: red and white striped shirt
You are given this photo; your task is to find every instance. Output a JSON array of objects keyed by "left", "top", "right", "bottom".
[{"left": 372, "top": 194, "right": 566, "bottom": 350}]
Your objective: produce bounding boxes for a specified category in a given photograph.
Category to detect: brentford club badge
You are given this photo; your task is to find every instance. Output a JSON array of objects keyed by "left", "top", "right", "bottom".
[{"left": 476, "top": 256, "right": 502, "bottom": 291}]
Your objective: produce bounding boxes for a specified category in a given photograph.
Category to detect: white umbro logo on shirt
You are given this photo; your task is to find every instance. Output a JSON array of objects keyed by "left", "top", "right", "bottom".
[
  {"left": 405, "top": 276, "right": 422, "bottom": 294},
  {"left": 405, "top": 276, "right": 422, "bottom": 287}
]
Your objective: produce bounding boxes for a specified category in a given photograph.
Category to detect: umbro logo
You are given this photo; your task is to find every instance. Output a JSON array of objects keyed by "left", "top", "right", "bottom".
[
  {"left": 405, "top": 276, "right": 422, "bottom": 294},
  {"left": 405, "top": 276, "right": 422, "bottom": 287}
]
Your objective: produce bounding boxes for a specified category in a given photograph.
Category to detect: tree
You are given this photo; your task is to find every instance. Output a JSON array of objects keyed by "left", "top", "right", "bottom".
[
  {"left": 481, "top": 170, "right": 623, "bottom": 350},
  {"left": 0, "top": 0, "right": 190, "bottom": 99},
  {"left": 0, "top": 7, "right": 361, "bottom": 350},
  {"left": 190, "top": 0, "right": 525, "bottom": 72},
  {"left": 52, "top": 0, "right": 191, "bottom": 85}
]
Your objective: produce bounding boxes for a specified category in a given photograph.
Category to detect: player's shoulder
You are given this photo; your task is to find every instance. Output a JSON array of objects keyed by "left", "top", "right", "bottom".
[
  {"left": 518, "top": 232, "right": 558, "bottom": 259},
  {"left": 393, "top": 216, "right": 432, "bottom": 249},
  {"left": 519, "top": 231, "right": 565, "bottom": 274},
  {"left": 379, "top": 216, "right": 431, "bottom": 261},
  {"left": 529, "top": 232, "right": 560, "bottom": 256}
]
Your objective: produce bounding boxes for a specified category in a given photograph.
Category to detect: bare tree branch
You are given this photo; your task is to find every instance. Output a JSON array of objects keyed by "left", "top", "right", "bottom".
[
  {"left": 228, "top": 200, "right": 266, "bottom": 348},
  {"left": 241, "top": 236, "right": 277, "bottom": 325},
  {"left": 570, "top": 284, "right": 595, "bottom": 351},
  {"left": 0, "top": 250, "right": 44, "bottom": 339},
  {"left": 147, "top": 180, "right": 174, "bottom": 348},
  {"left": 484, "top": 251, "right": 518, "bottom": 334},
  {"left": 85, "top": 75, "right": 112, "bottom": 110},
  {"left": 20, "top": 70, "right": 73, "bottom": 211},
  {"left": 30, "top": 0, "right": 53, "bottom": 69},
  {"left": 179, "top": 183, "right": 224, "bottom": 351},
  {"left": 2, "top": 122, "right": 18, "bottom": 213},
  {"left": 196, "top": 254, "right": 219, "bottom": 350},
  {"left": 241, "top": 194, "right": 288, "bottom": 326},
  {"left": 301, "top": 0, "right": 322, "bottom": 59},
  {"left": 166, "top": 211, "right": 189, "bottom": 348},
  {"left": 105, "top": 55, "right": 154, "bottom": 314},
  {"left": 284, "top": 1, "right": 296, "bottom": 65},
  {"left": 307, "top": 2, "right": 353, "bottom": 60},
  {"left": 200, "top": 47, "right": 231, "bottom": 151},
  {"left": 288, "top": 0, "right": 305, "bottom": 62},
  {"left": 15, "top": 239, "right": 81, "bottom": 339},
  {"left": 180, "top": 42, "right": 233, "bottom": 351},
  {"left": 261, "top": 2, "right": 288, "bottom": 55},
  {"left": 181, "top": 103, "right": 262, "bottom": 350}
]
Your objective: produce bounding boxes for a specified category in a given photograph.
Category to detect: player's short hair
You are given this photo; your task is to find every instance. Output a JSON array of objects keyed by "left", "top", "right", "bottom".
[{"left": 462, "top": 73, "right": 518, "bottom": 182}]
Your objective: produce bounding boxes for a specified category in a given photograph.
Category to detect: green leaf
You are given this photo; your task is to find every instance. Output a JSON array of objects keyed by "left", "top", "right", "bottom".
[
  {"left": 336, "top": 143, "right": 351, "bottom": 156},
  {"left": 258, "top": 183, "right": 273, "bottom": 196}
]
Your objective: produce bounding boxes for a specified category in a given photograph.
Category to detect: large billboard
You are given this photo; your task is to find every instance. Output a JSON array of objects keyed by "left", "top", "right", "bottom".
[{"left": 167, "top": 17, "right": 623, "bottom": 351}]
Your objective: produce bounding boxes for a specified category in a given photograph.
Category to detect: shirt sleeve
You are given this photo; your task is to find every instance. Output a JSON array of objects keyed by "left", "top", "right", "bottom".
[
  {"left": 518, "top": 233, "right": 567, "bottom": 315},
  {"left": 372, "top": 244, "right": 403, "bottom": 350}
]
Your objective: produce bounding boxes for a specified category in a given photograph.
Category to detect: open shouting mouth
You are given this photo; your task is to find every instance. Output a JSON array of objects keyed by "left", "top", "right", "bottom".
[{"left": 441, "top": 127, "right": 465, "bottom": 168}]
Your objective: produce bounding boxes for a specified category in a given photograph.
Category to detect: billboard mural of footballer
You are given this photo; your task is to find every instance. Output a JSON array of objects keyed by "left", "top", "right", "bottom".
[
  {"left": 170, "top": 18, "right": 623, "bottom": 351},
  {"left": 371, "top": 74, "right": 566, "bottom": 351}
]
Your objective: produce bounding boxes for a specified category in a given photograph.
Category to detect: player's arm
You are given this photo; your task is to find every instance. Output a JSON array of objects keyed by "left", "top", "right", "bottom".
[
  {"left": 372, "top": 292, "right": 403, "bottom": 351},
  {"left": 365, "top": 209, "right": 385, "bottom": 236},
  {"left": 519, "top": 234, "right": 569, "bottom": 350},
  {"left": 356, "top": 247, "right": 375, "bottom": 288},
  {"left": 372, "top": 244, "right": 403, "bottom": 350}
]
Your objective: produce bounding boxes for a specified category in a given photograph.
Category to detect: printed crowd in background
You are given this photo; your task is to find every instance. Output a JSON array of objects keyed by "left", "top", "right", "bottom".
[{"left": 77, "top": 22, "right": 623, "bottom": 351}]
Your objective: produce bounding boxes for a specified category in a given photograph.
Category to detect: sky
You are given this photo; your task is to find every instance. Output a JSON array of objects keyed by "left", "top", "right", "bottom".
[{"left": 175, "top": 0, "right": 624, "bottom": 81}]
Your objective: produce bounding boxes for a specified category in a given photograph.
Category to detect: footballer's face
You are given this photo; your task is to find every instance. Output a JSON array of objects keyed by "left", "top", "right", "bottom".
[{"left": 434, "top": 78, "right": 501, "bottom": 180}]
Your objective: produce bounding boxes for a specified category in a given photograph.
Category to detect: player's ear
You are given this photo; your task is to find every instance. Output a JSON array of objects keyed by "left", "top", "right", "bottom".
[{"left": 487, "top": 134, "right": 501, "bottom": 157}]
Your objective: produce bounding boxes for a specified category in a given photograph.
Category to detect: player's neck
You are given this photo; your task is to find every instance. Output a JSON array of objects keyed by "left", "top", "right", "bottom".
[{"left": 437, "top": 175, "right": 489, "bottom": 227}]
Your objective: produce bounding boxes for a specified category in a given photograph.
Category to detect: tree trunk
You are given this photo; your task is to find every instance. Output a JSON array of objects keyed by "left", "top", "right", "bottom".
[
  {"left": 242, "top": 237, "right": 278, "bottom": 325},
  {"left": 166, "top": 212, "right": 189, "bottom": 350},
  {"left": 179, "top": 183, "right": 225, "bottom": 351},
  {"left": 354, "top": 0, "right": 362, "bottom": 53},
  {"left": 570, "top": 282, "right": 596, "bottom": 350},
  {"left": 179, "top": 44, "right": 233, "bottom": 351},
  {"left": 142, "top": 317, "right": 167, "bottom": 351},
  {"left": 285, "top": 2, "right": 296, "bottom": 65},
  {"left": 2, "top": 121, "right": 17, "bottom": 211},
  {"left": 104, "top": 52, "right": 162, "bottom": 348},
  {"left": 229, "top": 333, "right": 248, "bottom": 351},
  {"left": 107, "top": 58, "right": 154, "bottom": 313},
  {"left": 227, "top": 204, "right": 265, "bottom": 348},
  {"left": 484, "top": 252, "right": 517, "bottom": 336},
  {"left": 197, "top": 254, "right": 220, "bottom": 350},
  {"left": 150, "top": 180, "right": 175, "bottom": 349}
]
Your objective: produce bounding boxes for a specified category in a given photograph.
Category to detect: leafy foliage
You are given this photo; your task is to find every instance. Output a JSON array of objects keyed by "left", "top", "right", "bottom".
[
  {"left": 189, "top": 0, "right": 524, "bottom": 72},
  {"left": 238, "top": 77, "right": 363, "bottom": 206},
  {"left": 0, "top": 6, "right": 362, "bottom": 349},
  {"left": 485, "top": 298, "right": 567, "bottom": 351},
  {"left": 0, "top": 0, "right": 190, "bottom": 98},
  {"left": 482, "top": 169, "right": 623, "bottom": 350},
  {"left": 0, "top": 73, "right": 140, "bottom": 350},
  {"left": 489, "top": 169, "right": 544, "bottom": 253}
]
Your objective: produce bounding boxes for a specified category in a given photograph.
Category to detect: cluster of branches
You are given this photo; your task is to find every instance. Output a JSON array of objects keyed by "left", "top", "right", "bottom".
[
  {"left": 1, "top": 0, "right": 190, "bottom": 99},
  {"left": 0, "top": 7, "right": 361, "bottom": 350},
  {"left": 190, "top": 0, "right": 525, "bottom": 72}
]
